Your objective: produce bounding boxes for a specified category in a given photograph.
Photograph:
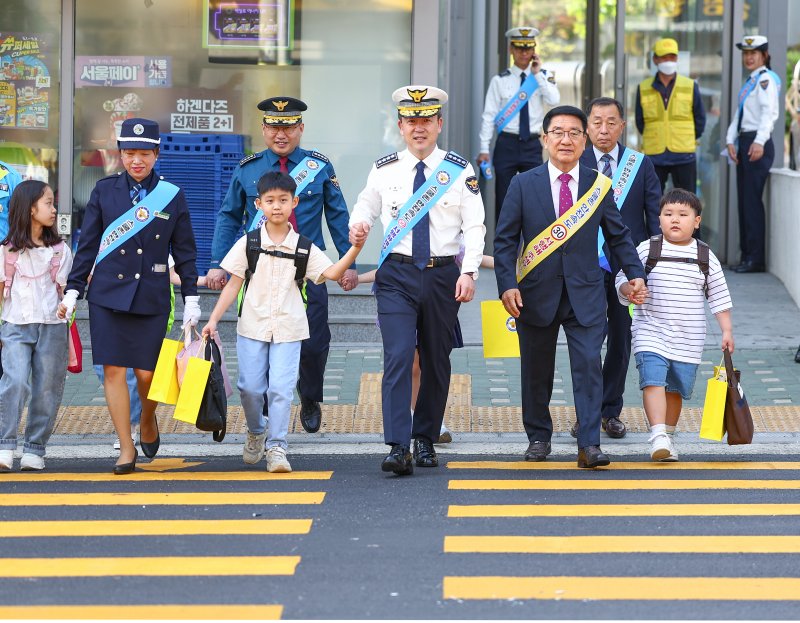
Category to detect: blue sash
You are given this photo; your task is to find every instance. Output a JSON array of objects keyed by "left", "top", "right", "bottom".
[
  {"left": 247, "top": 155, "right": 325, "bottom": 231},
  {"left": 96, "top": 180, "right": 179, "bottom": 264},
  {"left": 596, "top": 148, "right": 645, "bottom": 272},
  {"left": 494, "top": 73, "right": 540, "bottom": 134},
  {"left": 378, "top": 153, "right": 467, "bottom": 267},
  {"left": 737, "top": 69, "right": 782, "bottom": 129}
]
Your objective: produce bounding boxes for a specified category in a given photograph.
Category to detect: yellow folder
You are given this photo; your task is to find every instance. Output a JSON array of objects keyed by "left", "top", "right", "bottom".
[{"left": 480, "top": 300, "right": 520, "bottom": 358}]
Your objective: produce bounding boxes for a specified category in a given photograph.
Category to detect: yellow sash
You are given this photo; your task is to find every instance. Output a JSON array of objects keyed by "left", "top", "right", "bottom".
[{"left": 516, "top": 172, "right": 612, "bottom": 283}]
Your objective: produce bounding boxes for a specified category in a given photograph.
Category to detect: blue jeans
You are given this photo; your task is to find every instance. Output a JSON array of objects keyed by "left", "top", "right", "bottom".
[
  {"left": 93, "top": 365, "right": 142, "bottom": 425},
  {"left": 635, "top": 351, "right": 699, "bottom": 400},
  {"left": 237, "top": 334, "right": 301, "bottom": 450},
  {"left": 0, "top": 322, "right": 69, "bottom": 456}
]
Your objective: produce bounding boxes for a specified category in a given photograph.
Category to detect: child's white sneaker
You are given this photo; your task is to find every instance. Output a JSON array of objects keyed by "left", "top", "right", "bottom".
[
  {"left": 266, "top": 447, "right": 292, "bottom": 473},
  {"left": 20, "top": 453, "right": 45, "bottom": 471},
  {"left": 0, "top": 450, "right": 13, "bottom": 471},
  {"left": 243, "top": 430, "right": 267, "bottom": 464},
  {"left": 662, "top": 438, "right": 680, "bottom": 462},
  {"left": 649, "top": 432, "right": 672, "bottom": 461}
]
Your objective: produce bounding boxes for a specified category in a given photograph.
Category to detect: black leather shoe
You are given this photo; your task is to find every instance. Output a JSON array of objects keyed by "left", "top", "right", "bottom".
[
  {"left": 114, "top": 448, "right": 138, "bottom": 475},
  {"left": 299, "top": 394, "right": 321, "bottom": 433},
  {"left": 381, "top": 445, "right": 413, "bottom": 475},
  {"left": 413, "top": 437, "right": 438, "bottom": 467},
  {"left": 795, "top": 345, "right": 800, "bottom": 364},
  {"left": 577, "top": 445, "right": 610, "bottom": 468},
  {"left": 139, "top": 418, "right": 160, "bottom": 459},
  {"left": 601, "top": 417, "right": 627, "bottom": 439},
  {"left": 524, "top": 440, "right": 551, "bottom": 462},
  {"left": 569, "top": 421, "right": 579, "bottom": 438},
  {"left": 732, "top": 261, "right": 765, "bottom": 273}
]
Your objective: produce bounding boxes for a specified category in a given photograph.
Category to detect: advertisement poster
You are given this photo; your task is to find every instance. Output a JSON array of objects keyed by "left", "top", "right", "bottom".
[
  {"left": 203, "top": 0, "right": 294, "bottom": 50},
  {"left": 0, "top": 32, "right": 52, "bottom": 130},
  {"left": 75, "top": 56, "right": 172, "bottom": 88}
]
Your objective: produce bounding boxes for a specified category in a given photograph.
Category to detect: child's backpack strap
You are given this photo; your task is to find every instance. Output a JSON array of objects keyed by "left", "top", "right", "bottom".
[
  {"left": 238, "top": 228, "right": 263, "bottom": 318},
  {"left": 3, "top": 244, "right": 18, "bottom": 299},
  {"left": 293, "top": 235, "right": 312, "bottom": 286},
  {"left": 644, "top": 234, "right": 663, "bottom": 276},
  {"left": 696, "top": 239, "right": 710, "bottom": 299}
]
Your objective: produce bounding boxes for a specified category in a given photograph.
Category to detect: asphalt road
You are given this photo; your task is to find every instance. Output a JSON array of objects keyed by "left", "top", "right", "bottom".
[{"left": 2, "top": 454, "right": 800, "bottom": 620}]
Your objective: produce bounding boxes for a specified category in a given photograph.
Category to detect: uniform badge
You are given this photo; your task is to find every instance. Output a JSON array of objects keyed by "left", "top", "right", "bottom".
[
  {"left": 465, "top": 176, "right": 480, "bottom": 195},
  {"left": 135, "top": 206, "right": 150, "bottom": 222},
  {"left": 330, "top": 175, "right": 340, "bottom": 190},
  {"left": 760, "top": 80, "right": 769, "bottom": 90},
  {"left": 390, "top": 203, "right": 399, "bottom": 219},
  {"left": 133, "top": 124, "right": 144, "bottom": 135},
  {"left": 307, "top": 159, "right": 319, "bottom": 170},
  {"left": 547, "top": 75, "right": 556, "bottom": 84},
  {"left": 0, "top": 183, "right": 8, "bottom": 192},
  {"left": 436, "top": 171, "right": 451, "bottom": 185},
  {"left": 519, "top": 92, "right": 527, "bottom": 101}
]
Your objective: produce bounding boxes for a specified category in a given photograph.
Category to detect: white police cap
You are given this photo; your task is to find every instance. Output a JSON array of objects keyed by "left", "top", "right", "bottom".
[
  {"left": 392, "top": 85, "right": 448, "bottom": 118},
  {"left": 736, "top": 35, "right": 768, "bottom": 51},
  {"left": 505, "top": 26, "right": 539, "bottom": 47}
]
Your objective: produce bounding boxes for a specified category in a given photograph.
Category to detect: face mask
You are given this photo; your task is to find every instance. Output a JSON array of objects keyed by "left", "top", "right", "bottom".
[{"left": 657, "top": 61, "right": 678, "bottom": 75}]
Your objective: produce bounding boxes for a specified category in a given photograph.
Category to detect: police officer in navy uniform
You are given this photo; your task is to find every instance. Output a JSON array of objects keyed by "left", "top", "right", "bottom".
[
  {"left": 206, "top": 97, "right": 355, "bottom": 434},
  {"left": 60, "top": 118, "right": 200, "bottom": 475},
  {"left": 726, "top": 35, "right": 781, "bottom": 274},
  {"left": 349, "top": 86, "right": 486, "bottom": 475},
  {"left": 478, "top": 26, "right": 560, "bottom": 222}
]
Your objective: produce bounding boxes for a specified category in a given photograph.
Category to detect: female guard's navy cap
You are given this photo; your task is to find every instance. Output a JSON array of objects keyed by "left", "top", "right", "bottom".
[{"left": 117, "top": 118, "right": 161, "bottom": 150}]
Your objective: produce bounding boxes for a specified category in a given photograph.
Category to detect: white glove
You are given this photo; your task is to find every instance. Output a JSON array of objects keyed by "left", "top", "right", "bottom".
[
  {"left": 182, "top": 295, "right": 201, "bottom": 330},
  {"left": 61, "top": 289, "right": 79, "bottom": 318}
]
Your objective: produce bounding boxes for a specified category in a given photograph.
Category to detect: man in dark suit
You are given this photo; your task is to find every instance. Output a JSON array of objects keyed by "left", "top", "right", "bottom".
[
  {"left": 494, "top": 105, "right": 647, "bottom": 468},
  {"left": 570, "top": 97, "right": 661, "bottom": 440}
]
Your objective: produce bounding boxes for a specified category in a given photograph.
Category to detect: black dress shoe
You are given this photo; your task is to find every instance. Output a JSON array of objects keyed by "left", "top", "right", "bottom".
[
  {"left": 114, "top": 448, "right": 138, "bottom": 475},
  {"left": 795, "top": 345, "right": 800, "bottom": 364},
  {"left": 577, "top": 445, "right": 610, "bottom": 468},
  {"left": 732, "top": 261, "right": 765, "bottom": 273},
  {"left": 601, "top": 417, "right": 627, "bottom": 439},
  {"left": 524, "top": 440, "right": 551, "bottom": 462},
  {"left": 299, "top": 394, "right": 321, "bottom": 433},
  {"left": 413, "top": 437, "right": 438, "bottom": 467},
  {"left": 139, "top": 418, "right": 160, "bottom": 459},
  {"left": 569, "top": 421, "right": 579, "bottom": 438},
  {"left": 381, "top": 445, "right": 413, "bottom": 476}
]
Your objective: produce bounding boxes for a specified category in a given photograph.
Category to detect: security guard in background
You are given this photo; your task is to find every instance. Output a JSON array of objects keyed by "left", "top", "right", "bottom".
[
  {"left": 635, "top": 37, "right": 706, "bottom": 193},
  {"left": 206, "top": 97, "right": 355, "bottom": 433},
  {"left": 726, "top": 35, "right": 781, "bottom": 274},
  {"left": 478, "top": 26, "right": 560, "bottom": 223},
  {"left": 349, "top": 86, "right": 486, "bottom": 476}
]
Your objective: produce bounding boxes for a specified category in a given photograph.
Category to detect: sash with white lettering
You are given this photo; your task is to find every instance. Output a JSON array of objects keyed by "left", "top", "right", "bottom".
[
  {"left": 516, "top": 172, "right": 612, "bottom": 283},
  {"left": 378, "top": 153, "right": 467, "bottom": 267},
  {"left": 247, "top": 155, "right": 325, "bottom": 231},
  {"left": 96, "top": 180, "right": 179, "bottom": 264},
  {"left": 494, "top": 73, "right": 540, "bottom": 134},
  {"left": 597, "top": 148, "right": 645, "bottom": 271}
]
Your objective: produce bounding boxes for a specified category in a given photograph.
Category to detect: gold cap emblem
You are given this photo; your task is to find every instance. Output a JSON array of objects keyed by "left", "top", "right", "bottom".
[
  {"left": 406, "top": 88, "right": 428, "bottom": 103},
  {"left": 519, "top": 28, "right": 531, "bottom": 36},
  {"left": 273, "top": 100, "right": 288, "bottom": 111}
]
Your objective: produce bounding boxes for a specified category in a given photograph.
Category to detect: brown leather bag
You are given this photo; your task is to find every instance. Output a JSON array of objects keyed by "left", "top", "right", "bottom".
[{"left": 723, "top": 348, "right": 754, "bottom": 445}]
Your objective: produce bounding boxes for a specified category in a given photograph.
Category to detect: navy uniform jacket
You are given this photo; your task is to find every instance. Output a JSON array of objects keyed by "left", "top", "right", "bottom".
[
  {"left": 211, "top": 146, "right": 352, "bottom": 268},
  {"left": 580, "top": 143, "right": 661, "bottom": 272},
  {"left": 494, "top": 163, "right": 645, "bottom": 328},
  {"left": 67, "top": 171, "right": 198, "bottom": 314}
]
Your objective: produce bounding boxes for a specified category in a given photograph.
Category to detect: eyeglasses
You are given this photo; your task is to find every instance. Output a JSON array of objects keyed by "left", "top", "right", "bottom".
[{"left": 545, "top": 129, "right": 586, "bottom": 141}]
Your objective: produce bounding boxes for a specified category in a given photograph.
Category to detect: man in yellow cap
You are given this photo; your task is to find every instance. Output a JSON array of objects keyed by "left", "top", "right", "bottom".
[{"left": 635, "top": 37, "right": 706, "bottom": 193}]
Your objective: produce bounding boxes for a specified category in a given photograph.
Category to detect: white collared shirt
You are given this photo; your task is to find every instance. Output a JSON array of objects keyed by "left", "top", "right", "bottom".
[
  {"left": 479, "top": 64, "right": 561, "bottom": 152},
  {"left": 593, "top": 144, "right": 619, "bottom": 176},
  {"left": 725, "top": 66, "right": 780, "bottom": 146},
  {"left": 547, "top": 161, "right": 581, "bottom": 219},
  {"left": 349, "top": 147, "right": 487, "bottom": 275}
]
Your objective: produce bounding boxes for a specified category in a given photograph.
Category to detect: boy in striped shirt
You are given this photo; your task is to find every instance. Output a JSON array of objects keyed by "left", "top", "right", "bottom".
[{"left": 617, "top": 188, "right": 734, "bottom": 461}]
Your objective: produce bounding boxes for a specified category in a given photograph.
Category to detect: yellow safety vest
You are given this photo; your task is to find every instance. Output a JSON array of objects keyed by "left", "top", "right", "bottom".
[{"left": 638, "top": 74, "right": 697, "bottom": 155}]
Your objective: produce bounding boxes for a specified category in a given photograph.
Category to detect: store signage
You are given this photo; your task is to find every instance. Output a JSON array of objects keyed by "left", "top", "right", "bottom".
[
  {"left": 171, "top": 97, "right": 236, "bottom": 133},
  {"left": 76, "top": 56, "right": 172, "bottom": 88},
  {"left": 0, "top": 32, "right": 51, "bottom": 129}
]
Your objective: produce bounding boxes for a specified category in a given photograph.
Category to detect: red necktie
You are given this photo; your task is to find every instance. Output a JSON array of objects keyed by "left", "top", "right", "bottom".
[
  {"left": 279, "top": 156, "right": 298, "bottom": 230},
  {"left": 558, "top": 173, "right": 573, "bottom": 216}
]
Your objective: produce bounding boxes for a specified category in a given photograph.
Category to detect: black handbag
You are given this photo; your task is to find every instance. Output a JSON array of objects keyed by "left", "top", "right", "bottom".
[{"left": 195, "top": 339, "right": 227, "bottom": 442}]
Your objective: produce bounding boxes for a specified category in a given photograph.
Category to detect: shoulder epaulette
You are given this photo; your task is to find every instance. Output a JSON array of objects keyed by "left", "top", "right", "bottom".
[
  {"left": 375, "top": 152, "right": 398, "bottom": 168},
  {"left": 499, "top": 69, "right": 511, "bottom": 77},
  {"left": 444, "top": 151, "right": 468, "bottom": 169},
  {"left": 309, "top": 150, "right": 329, "bottom": 163},
  {"left": 239, "top": 153, "right": 260, "bottom": 166},
  {"left": 98, "top": 172, "right": 123, "bottom": 183}
]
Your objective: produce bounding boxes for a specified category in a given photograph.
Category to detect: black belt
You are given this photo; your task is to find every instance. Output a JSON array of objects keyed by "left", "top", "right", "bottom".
[
  {"left": 739, "top": 131, "right": 758, "bottom": 138},
  {"left": 387, "top": 253, "right": 456, "bottom": 268}
]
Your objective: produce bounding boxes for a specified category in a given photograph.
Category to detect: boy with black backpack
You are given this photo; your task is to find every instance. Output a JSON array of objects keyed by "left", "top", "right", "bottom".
[
  {"left": 616, "top": 189, "right": 733, "bottom": 462},
  {"left": 202, "top": 172, "right": 362, "bottom": 472}
]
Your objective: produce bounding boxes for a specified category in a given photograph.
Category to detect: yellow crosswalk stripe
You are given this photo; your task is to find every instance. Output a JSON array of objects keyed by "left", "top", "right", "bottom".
[
  {"left": 447, "top": 461, "right": 800, "bottom": 470},
  {"left": 0, "top": 471, "right": 333, "bottom": 482},
  {"left": 448, "top": 503, "right": 800, "bottom": 517},
  {"left": 449, "top": 479, "right": 800, "bottom": 490},
  {"left": 443, "top": 576, "right": 800, "bottom": 600},
  {"left": 1, "top": 556, "right": 300, "bottom": 577},
  {"left": 0, "top": 604, "right": 283, "bottom": 620},
  {"left": 1, "top": 519, "right": 313, "bottom": 538},
  {"left": 0, "top": 491, "right": 325, "bottom": 506},
  {"left": 444, "top": 535, "right": 800, "bottom": 554}
]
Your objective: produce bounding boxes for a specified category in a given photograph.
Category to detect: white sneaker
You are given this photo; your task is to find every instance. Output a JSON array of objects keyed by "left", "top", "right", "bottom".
[
  {"left": 20, "top": 453, "right": 45, "bottom": 471},
  {"left": 266, "top": 447, "right": 292, "bottom": 473},
  {"left": 649, "top": 432, "right": 672, "bottom": 461},
  {"left": 662, "top": 438, "right": 680, "bottom": 462},
  {"left": 243, "top": 430, "right": 267, "bottom": 464},
  {"left": 0, "top": 450, "right": 13, "bottom": 472},
  {"left": 113, "top": 436, "right": 136, "bottom": 451}
]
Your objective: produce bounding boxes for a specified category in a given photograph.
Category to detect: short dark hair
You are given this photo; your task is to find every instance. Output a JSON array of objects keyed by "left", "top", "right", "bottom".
[
  {"left": 257, "top": 171, "right": 297, "bottom": 196},
  {"left": 2, "top": 180, "right": 61, "bottom": 252},
  {"left": 586, "top": 97, "right": 624, "bottom": 118},
  {"left": 542, "top": 105, "right": 587, "bottom": 133},
  {"left": 660, "top": 188, "right": 702, "bottom": 216}
]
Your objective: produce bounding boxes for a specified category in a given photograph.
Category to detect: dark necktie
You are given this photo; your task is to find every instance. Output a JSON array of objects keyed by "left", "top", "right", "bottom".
[
  {"left": 278, "top": 156, "right": 298, "bottom": 230},
  {"left": 599, "top": 153, "right": 613, "bottom": 178},
  {"left": 558, "top": 173, "right": 573, "bottom": 217},
  {"left": 411, "top": 160, "right": 430, "bottom": 270},
  {"left": 130, "top": 183, "right": 143, "bottom": 206},
  {"left": 518, "top": 72, "right": 531, "bottom": 141}
]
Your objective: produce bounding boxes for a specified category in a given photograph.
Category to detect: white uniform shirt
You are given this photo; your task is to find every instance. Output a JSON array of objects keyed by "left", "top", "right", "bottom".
[
  {"left": 726, "top": 66, "right": 780, "bottom": 146},
  {"left": 349, "top": 148, "right": 486, "bottom": 275},
  {"left": 479, "top": 65, "right": 561, "bottom": 153},
  {"left": 547, "top": 161, "right": 580, "bottom": 220},
  {"left": 0, "top": 244, "right": 73, "bottom": 325},
  {"left": 221, "top": 225, "right": 332, "bottom": 344},
  {"left": 592, "top": 144, "right": 620, "bottom": 176}
]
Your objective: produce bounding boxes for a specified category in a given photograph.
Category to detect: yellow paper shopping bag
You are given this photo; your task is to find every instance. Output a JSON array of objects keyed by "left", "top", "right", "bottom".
[
  {"left": 481, "top": 300, "right": 520, "bottom": 358},
  {"left": 699, "top": 366, "right": 728, "bottom": 441},
  {"left": 147, "top": 338, "right": 182, "bottom": 404},
  {"left": 172, "top": 355, "right": 212, "bottom": 425}
]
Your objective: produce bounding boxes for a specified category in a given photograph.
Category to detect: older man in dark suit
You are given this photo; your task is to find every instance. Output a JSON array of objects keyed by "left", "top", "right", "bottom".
[{"left": 494, "top": 105, "right": 647, "bottom": 468}]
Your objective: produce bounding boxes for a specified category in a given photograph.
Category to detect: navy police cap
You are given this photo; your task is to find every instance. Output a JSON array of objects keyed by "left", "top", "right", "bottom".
[
  {"left": 117, "top": 118, "right": 161, "bottom": 150},
  {"left": 257, "top": 96, "right": 307, "bottom": 126}
]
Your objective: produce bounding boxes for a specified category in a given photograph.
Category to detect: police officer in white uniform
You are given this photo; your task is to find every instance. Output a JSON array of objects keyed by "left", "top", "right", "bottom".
[
  {"left": 349, "top": 86, "right": 486, "bottom": 476},
  {"left": 478, "top": 26, "right": 560, "bottom": 223},
  {"left": 726, "top": 35, "right": 781, "bottom": 273}
]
